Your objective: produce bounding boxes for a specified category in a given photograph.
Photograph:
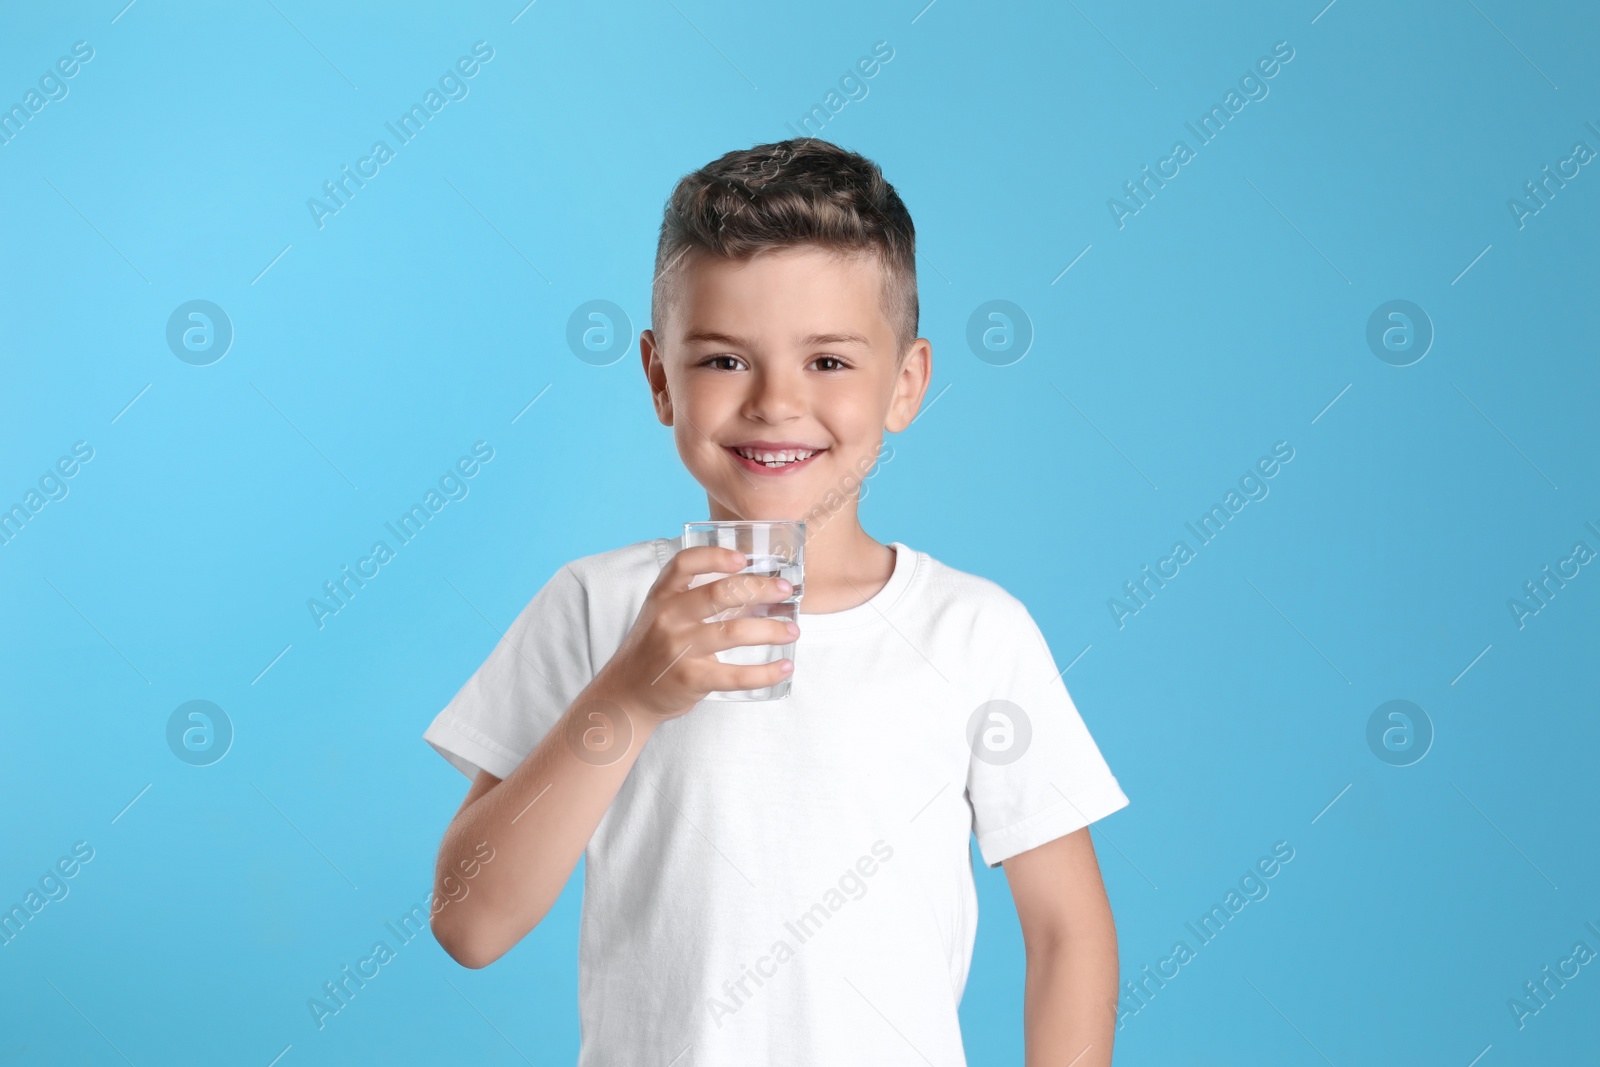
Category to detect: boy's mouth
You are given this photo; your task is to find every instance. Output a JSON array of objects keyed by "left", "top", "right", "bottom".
[{"left": 725, "top": 442, "right": 827, "bottom": 474}]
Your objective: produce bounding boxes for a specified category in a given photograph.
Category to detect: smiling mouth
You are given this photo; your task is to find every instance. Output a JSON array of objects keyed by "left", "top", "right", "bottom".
[{"left": 726, "top": 445, "right": 827, "bottom": 470}]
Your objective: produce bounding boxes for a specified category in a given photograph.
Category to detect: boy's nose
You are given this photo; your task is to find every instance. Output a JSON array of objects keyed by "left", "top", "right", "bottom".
[{"left": 742, "top": 370, "right": 804, "bottom": 422}]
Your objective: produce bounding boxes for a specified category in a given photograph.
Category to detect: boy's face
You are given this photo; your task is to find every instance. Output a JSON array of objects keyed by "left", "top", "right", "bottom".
[{"left": 640, "top": 244, "right": 930, "bottom": 524}]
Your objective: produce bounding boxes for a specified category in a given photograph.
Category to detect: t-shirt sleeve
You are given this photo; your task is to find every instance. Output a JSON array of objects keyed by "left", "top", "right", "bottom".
[
  {"left": 422, "top": 563, "right": 594, "bottom": 782},
  {"left": 966, "top": 596, "right": 1130, "bottom": 868}
]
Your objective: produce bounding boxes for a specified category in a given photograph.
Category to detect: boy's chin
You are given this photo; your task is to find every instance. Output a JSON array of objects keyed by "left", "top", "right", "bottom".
[{"left": 700, "top": 489, "right": 820, "bottom": 524}]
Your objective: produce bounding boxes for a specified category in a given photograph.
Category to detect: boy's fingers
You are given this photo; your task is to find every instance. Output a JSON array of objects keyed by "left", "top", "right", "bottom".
[
  {"left": 697, "top": 615, "right": 796, "bottom": 655},
  {"left": 660, "top": 548, "right": 791, "bottom": 616},
  {"left": 661, "top": 546, "right": 749, "bottom": 591},
  {"left": 713, "top": 659, "right": 793, "bottom": 692},
  {"left": 697, "top": 571, "right": 791, "bottom": 620}
]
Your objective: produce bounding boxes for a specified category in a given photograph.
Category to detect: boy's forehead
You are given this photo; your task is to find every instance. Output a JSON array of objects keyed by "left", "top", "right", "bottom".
[{"left": 667, "top": 245, "right": 891, "bottom": 343}]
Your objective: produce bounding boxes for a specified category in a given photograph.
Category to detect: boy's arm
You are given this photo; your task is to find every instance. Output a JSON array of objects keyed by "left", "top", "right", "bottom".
[
  {"left": 428, "top": 545, "right": 795, "bottom": 970},
  {"left": 430, "top": 681, "right": 661, "bottom": 969},
  {"left": 1002, "top": 826, "right": 1119, "bottom": 1067}
]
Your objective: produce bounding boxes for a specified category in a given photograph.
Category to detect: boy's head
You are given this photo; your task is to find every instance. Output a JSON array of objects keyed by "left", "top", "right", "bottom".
[
  {"left": 650, "top": 138, "right": 919, "bottom": 356},
  {"left": 641, "top": 138, "right": 931, "bottom": 525}
]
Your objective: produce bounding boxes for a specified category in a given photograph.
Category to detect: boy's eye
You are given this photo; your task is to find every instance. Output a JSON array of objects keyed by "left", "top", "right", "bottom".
[{"left": 697, "top": 354, "right": 850, "bottom": 371}]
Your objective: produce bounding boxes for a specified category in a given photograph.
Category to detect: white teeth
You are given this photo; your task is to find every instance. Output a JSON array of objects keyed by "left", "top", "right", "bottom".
[{"left": 735, "top": 447, "right": 818, "bottom": 466}]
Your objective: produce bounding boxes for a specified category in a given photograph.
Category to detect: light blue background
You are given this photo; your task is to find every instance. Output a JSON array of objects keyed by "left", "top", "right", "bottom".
[{"left": 3, "top": 1, "right": 1596, "bottom": 1064}]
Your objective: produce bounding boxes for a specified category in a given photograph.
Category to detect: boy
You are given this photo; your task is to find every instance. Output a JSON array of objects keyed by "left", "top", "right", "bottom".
[{"left": 424, "top": 138, "right": 1130, "bottom": 1065}]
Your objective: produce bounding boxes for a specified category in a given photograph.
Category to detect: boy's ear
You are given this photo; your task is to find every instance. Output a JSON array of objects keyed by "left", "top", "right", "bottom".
[
  {"left": 640, "top": 328, "right": 674, "bottom": 426},
  {"left": 883, "top": 337, "right": 932, "bottom": 434}
]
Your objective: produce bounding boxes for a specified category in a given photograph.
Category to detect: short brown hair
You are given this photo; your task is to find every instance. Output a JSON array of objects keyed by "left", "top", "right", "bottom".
[{"left": 651, "top": 138, "right": 918, "bottom": 355}]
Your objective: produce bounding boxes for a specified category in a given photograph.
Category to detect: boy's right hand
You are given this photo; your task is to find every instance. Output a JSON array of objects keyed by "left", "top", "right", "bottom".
[{"left": 590, "top": 546, "right": 798, "bottom": 723}]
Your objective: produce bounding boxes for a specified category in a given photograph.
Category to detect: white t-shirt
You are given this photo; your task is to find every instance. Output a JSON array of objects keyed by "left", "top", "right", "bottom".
[{"left": 424, "top": 536, "right": 1130, "bottom": 1066}]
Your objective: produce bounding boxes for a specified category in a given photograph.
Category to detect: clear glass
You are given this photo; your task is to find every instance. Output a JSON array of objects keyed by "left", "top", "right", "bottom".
[{"left": 681, "top": 520, "right": 805, "bottom": 701}]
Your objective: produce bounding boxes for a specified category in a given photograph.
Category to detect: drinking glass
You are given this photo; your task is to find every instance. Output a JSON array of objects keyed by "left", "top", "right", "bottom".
[{"left": 681, "top": 520, "right": 805, "bottom": 701}]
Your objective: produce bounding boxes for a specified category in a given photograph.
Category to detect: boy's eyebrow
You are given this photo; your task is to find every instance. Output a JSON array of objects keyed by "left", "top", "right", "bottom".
[{"left": 680, "top": 330, "right": 873, "bottom": 349}]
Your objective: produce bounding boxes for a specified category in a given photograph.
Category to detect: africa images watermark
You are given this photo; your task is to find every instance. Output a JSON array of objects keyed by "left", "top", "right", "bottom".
[
  {"left": 307, "top": 441, "right": 494, "bottom": 629},
  {"left": 1507, "top": 917, "right": 1600, "bottom": 1031},
  {"left": 1112, "top": 840, "right": 1296, "bottom": 1029},
  {"left": 1, "top": 440, "right": 95, "bottom": 549},
  {"left": 802, "top": 440, "right": 893, "bottom": 537},
  {"left": 1107, "top": 40, "right": 1296, "bottom": 229},
  {"left": 307, "top": 42, "right": 495, "bottom": 229},
  {"left": 1506, "top": 119, "right": 1599, "bottom": 230},
  {"left": 1506, "top": 519, "right": 1599, "bottom": 630},
  {"left": 307, "top": 840, "right": 495, "bottom": 1030},
  {"left": 705, "top": 839, "right": 896, "bottom": 1028},
  {"left": 1108, "top": 441, "right": 1295, "bottom": 629},
  {"left": 781, "top": 40, "right": 895, "bottom": 140},
  {"left": 0, "top": 40, "right": 95, "bottom": 148},
  {"left": 1, "top": 840, "right": 97, "bottom": 948}
]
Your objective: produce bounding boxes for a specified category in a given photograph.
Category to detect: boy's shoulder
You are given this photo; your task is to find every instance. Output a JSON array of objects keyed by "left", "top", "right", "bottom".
[
  {"left": 911, "top": 545, "right": 1036, "bottom": 626},
  {"left": 907, "top": 543, "right": 1013, "bottom": 595},
  {"left": 558, "top": 535, "right": 675, "bottom": 588}
]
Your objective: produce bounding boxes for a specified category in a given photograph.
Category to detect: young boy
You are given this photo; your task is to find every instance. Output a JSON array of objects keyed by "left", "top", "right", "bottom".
[{"left": 424, "top": 138, "right": 1131, "bottom": 1066}]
